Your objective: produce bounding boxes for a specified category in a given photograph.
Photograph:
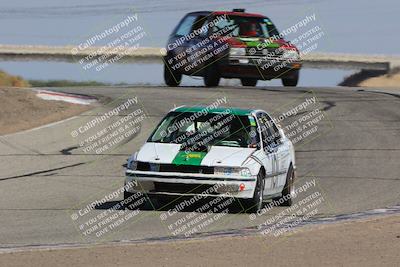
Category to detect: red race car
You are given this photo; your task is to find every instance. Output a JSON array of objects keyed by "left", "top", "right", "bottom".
[{"left": 164, "top": 9, "right": 301, "bottom": 87}]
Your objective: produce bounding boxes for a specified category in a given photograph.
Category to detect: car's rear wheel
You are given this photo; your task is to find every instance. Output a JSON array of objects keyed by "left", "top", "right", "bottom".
[
  {"left": 164, "top": 64, "right": 182, "bottom": 87},
  {"left": 279, "top": 164, "right": 295, "bottom": 206},
  {"left": 245, "top": 171, "right": 265, "bottom": 213},
  {"left": 241, "top": 78, "right": 258, "bottom": 87},
  {"left": 204, "top": 63, "right": 220, "bottom": 87},
  {"left": 282, "top": 70, "right": 299, "bottom": 87}
]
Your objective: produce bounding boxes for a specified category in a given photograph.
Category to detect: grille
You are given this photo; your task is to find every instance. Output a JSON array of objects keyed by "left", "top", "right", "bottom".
[
  {"left": 137, "top": 161, "right": 150, "bottom": 171},
  {"left": 159, "top": 164, "right": 214, "bottom": 174},
  {"left": 136, "top": 162, "right": 214, "bottom": 174},
  {"left": 153, "top": 182, "right": 219, "bottom": 195},
  {"left": 246, "top": 47, "right": 283, "bottom": 58}
]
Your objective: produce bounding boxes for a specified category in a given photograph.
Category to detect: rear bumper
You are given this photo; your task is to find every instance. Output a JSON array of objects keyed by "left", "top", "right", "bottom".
[{"left": 125, "top": 170, "right": 256, "bottom": 199}]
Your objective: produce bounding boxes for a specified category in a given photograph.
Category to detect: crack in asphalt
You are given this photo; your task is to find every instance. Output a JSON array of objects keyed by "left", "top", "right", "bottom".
[
  {"left": 60, "top": 146, "right": 79, "bottom": 155},
  {"left": 0, "top": 162, "right": 85, "bottom": 182},
  {"left": 358, "top": 89, "right": 400, "bottom": 99},
  {"left": 320, "top": 100, "right": 336, "bottom": 111},
  {"left": 311, "top": 175, "right": 399, "bottom": 181}
]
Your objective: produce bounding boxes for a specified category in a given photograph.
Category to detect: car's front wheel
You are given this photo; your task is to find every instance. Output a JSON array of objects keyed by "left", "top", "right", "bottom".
[
  {"left": 164, "top": 64, "right": 182, "bottom": 87},
  {"left": 282, "top": 70, "right": 299, "bottom": 87},
  {"left": 204, "top": 63, "right": 220, "bottom": 87},
  {"left": 245, "top": 171, "right": 265, "bottom": 213},
  {"left": 123, "top": 190, "right": 134, "bottom": 210},
  {"left": 241, "top": 78, "right": 258, "bottom": 87},
  {"left": 123, "top": 190, "right": 150, "bottom": 210}
]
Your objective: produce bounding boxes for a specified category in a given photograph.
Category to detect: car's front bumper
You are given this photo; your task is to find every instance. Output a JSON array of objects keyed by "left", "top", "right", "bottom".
[
  {"left": 219, "top": 56, "right": 301, "bottom": 80},
  {"left": 125, "top": 169, "right": 257, "bottom": 199}
]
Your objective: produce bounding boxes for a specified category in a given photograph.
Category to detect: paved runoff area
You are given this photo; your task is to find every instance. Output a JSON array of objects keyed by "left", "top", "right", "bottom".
[{"left": 0, "top": 85, "right": 399, "bottom": 251}]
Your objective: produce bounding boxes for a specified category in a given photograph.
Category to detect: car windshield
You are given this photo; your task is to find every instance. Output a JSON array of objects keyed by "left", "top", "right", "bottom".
[
  {"left": 148, "top": 111, "right": 258, "bottom": 150},
  {"left": 212, "top": 15, "right": 279, "bottom": 38}
]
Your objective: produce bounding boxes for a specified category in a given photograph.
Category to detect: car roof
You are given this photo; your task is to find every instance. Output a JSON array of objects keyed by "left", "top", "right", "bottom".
[
  {"left": 172, "top": 106, "right": 256, "bottom": 116},
  {"left": 186, "top": 10, "right": 265, "bottom": 18},
  {"left": 212, "top": 11, "right": 265, "bottom": 18}
]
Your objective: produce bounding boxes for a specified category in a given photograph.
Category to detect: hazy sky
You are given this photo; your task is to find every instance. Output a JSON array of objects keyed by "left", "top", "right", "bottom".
[{"left": 0, "top": 0, "right": 398, "bottom": 54}]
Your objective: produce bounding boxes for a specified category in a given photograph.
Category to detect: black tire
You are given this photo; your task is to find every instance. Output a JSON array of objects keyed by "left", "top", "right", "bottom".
[
  {"left": 164, "top": 64, "right": 182, "bottom": 87},
  {"left": 123, "top": 190, "right": 150, "bottom": 210},
  {"left": 154, "top": 196, "right": 171, "bottom": 209},
  {"left": 282, "top": 70, "right": 299, "bottom": 87},
  {"left": 203, "top": 63, "right": 220, "bottom": 87},
  {"left": 241, "top": 78, "right": 258, "bottom": 87},
  {"left": 280, "top": 165, "right": 295, "bottom": 206},
  {"left": 246, "top": 171, "right": 265, "bottom": 213},
  {"left": 123, "top": 190, "right": 133, "bottom": 210}
]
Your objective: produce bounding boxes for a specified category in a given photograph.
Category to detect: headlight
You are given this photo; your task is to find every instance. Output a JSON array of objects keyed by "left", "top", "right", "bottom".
[
  {"left": 126, "top": 153, "right": 138, "bottom": 170},
  {"left": 281, "top": 50, "right": 300, "bottom": 60},
  {"left": 229, "top": 47, "right": 246, "bottom": 56},
  {"left": 127, "top": 159, "right": 137, "bottom": 170},
  {"left": 214, "top": 167, "right": 252, "bottom": 177}
]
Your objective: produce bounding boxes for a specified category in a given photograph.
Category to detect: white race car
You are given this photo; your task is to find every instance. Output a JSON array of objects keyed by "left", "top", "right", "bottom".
[{"left": 125, "top": 106, "right": 296, "bottom": 212}]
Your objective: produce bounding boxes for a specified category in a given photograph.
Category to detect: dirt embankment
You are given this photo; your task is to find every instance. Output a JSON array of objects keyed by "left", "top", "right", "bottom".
[
  {"left": 0, "top": 87, "right": 91, "bottom": 135},
  {"left": 358, "top": 71, "right": 400, "bottom": 87},
  {"left": 341, "top": 68, "right": 400, "bottom": 88},
  {"left": 0, "top": 214, "right": 399, "bottom": 267}
]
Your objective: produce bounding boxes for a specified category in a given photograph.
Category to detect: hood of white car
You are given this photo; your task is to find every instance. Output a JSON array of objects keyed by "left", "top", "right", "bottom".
[
  {"left": 136, "top": 142, "right": 256, "bottom": 167},
  {"left": 136, "top": 143, "right": 181, "bottom": 164},
  {"left": 201, "top": 146, "right": 256, "bottom": 167}
]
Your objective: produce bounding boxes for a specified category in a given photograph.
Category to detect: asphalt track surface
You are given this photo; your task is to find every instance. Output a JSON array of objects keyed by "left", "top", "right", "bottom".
[{"left": 0, "top": 85, "right": 399, "bottom": 248}]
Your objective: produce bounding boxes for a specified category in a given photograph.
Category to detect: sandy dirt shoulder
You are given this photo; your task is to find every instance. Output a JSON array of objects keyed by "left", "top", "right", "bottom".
[
  {"left": 359, "top": 71, "right": 400, "bottom": 88},
  {"left": 0, "top": 87, "right": 92, "bottom": 135},
  {"left": 0, "top": 214, "right": 399, "bottom": 267}
]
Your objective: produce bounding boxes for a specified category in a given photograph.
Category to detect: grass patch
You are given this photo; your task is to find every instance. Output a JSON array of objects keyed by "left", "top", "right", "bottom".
[
  {"left": 0, "top": 70, "right": 130, "bottom": 88},
  {"left": 0, "top": 70, "right": 31, "bottom": 87}
]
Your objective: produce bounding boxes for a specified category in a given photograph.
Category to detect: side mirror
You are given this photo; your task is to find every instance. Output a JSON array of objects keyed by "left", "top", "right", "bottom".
[
  {"left": 256, "top": 142, "right": 262, "bottom": 150},
  {"left": 278, "top": 128, "right": 285, "bottom": 138}
]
